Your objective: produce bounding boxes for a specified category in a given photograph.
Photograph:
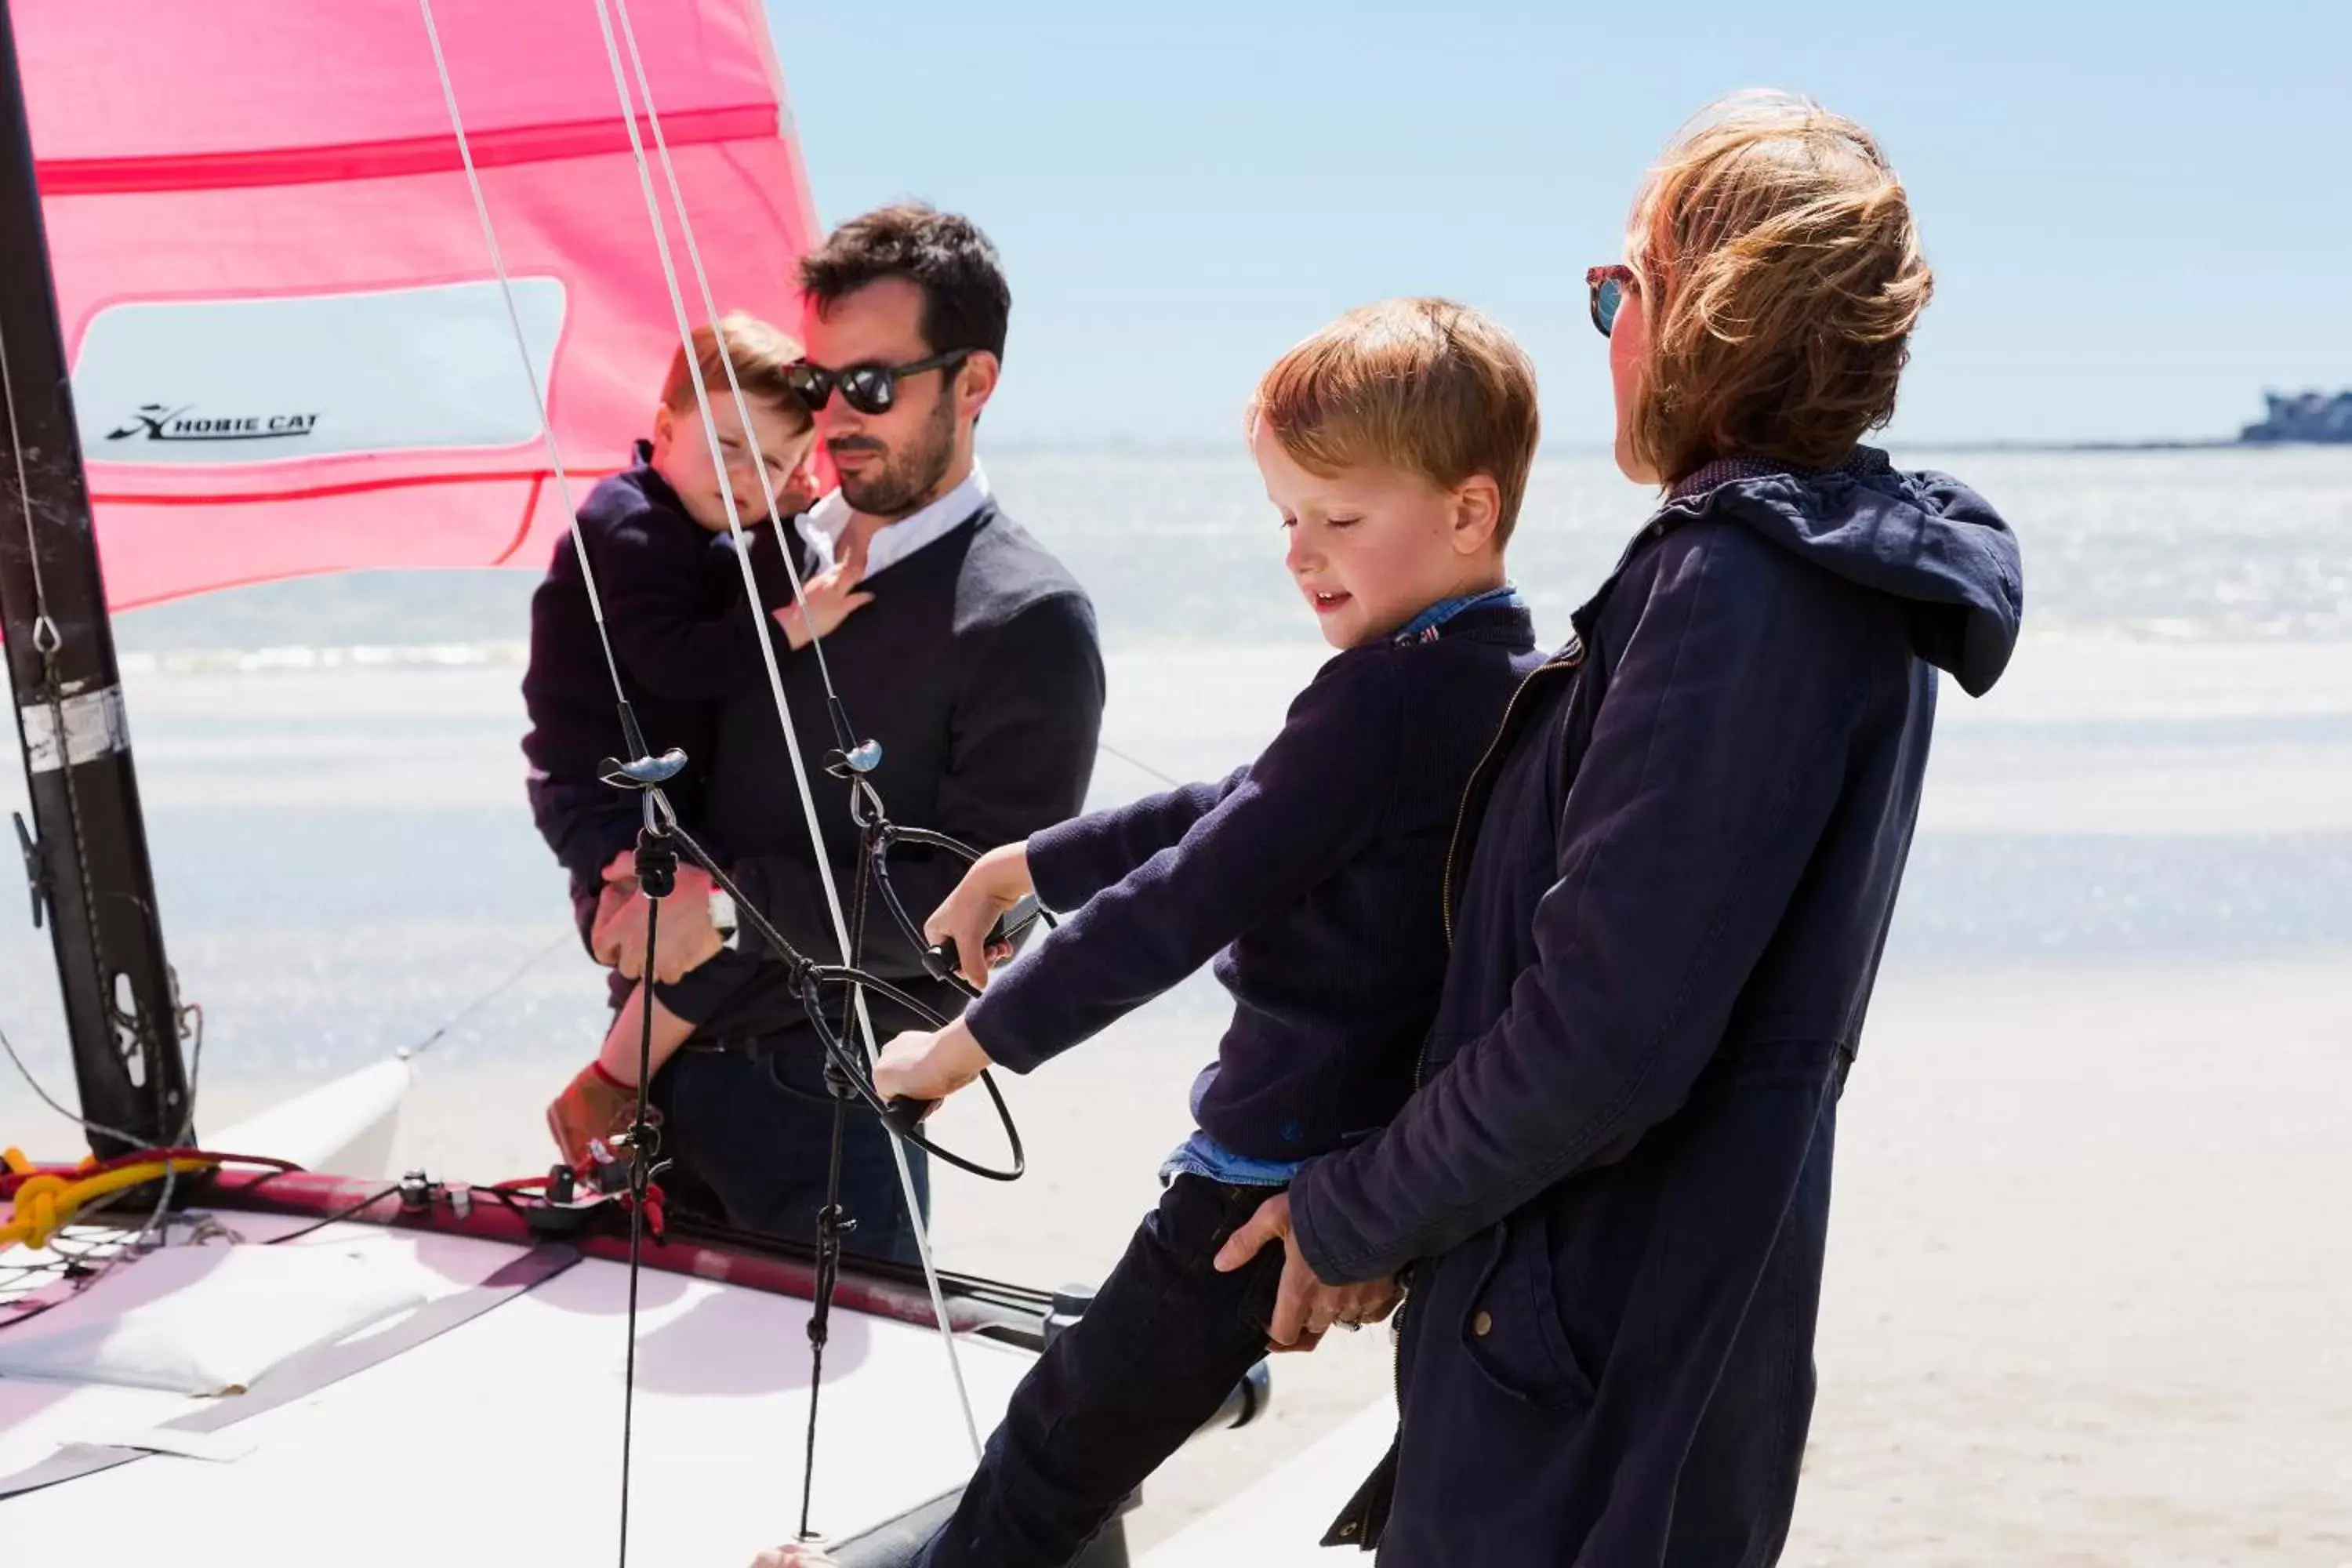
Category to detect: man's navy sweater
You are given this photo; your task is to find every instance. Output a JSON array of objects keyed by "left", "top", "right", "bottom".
[
  {"left": 520, "top": 443, "right": 768, "bottom": 884},
  {"left": 665, "top": 499, "right": 1107, "bottom": 1040},
  {"left": 969, "top": 600, "right": 1542, "bottom": 1163}
]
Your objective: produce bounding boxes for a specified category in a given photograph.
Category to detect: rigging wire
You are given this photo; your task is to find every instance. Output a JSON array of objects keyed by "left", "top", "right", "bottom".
[
  {"left": 0, "top": 315, "right": 190, "bottom": 1138},
  {"left": 0, "top": 1000, "right": 205, "bottom": 1302},
  {"left": 261, "top": 1182, "right": 402, "bottom": 1247},
  {"left": 411, "top": 17, "right": 681, "bottom": 1559},
  {"left": 415, "top": 0, "right": 629, "bottom": 710},
  {"left": 1098, "top": 740, "right": 1183, "bottom": 789},
  {"left": 418, "top": 3, "right": 991, "bottom": 1548},
  {"left": 398, "top": 927, "right": 575, "bottom": 1060},
  {"left": 0, "top": 314, "right": 56, "bottom": 652},
  {"left": 588, "top": 0, "right": 983, "bottom": 1461}
]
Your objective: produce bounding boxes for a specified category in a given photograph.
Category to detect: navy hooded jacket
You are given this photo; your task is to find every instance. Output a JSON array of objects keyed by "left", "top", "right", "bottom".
[{"left": 1287, "top": 451, "right": 2023, "bottom": 1566}]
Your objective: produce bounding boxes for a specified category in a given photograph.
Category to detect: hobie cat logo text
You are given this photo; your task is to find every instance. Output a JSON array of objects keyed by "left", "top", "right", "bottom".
[
  {"left": 106, "top": 404, "right": 321, "bottom": 444},
  {"left": 76, "top": 278, "right": 564, "bottom": 465}
]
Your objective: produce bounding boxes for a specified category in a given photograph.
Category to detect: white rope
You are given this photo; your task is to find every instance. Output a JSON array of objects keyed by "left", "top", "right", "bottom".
[
  {"left": 417, "top": 0, "right": 629, "bottom": 706},
  {"left": 585, "top": 0, "right": 985, "bottom": 1462}
]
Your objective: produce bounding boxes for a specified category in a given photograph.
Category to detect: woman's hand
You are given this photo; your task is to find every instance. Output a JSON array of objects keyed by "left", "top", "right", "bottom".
[
  {"left": 924, "top": 841, "right": 1034, "bottom": 989},
  {"left": 773, "top": 529, "right": 873, "bottom": 650},
  {"left": 1214, "top": 1192, "right": 1400, "bottom": 1350},
  {"left": 873, "top": 1018, "right": 994, "bottom": 1107}
]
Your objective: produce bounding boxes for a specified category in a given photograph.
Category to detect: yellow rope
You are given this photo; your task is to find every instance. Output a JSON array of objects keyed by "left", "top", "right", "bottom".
[{"left": 0, "top": 1157, "right": 216, "bottom": 1250}]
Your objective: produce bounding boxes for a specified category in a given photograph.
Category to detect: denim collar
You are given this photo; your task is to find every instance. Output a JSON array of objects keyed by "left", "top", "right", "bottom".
[{"left": 1392, "top": 583, "right": 1523, "bottom": 644}]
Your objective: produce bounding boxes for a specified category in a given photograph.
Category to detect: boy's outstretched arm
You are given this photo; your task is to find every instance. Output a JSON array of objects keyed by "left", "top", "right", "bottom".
[{"left": 966, "top": 650, "right": 1399, "bottom": 1077}]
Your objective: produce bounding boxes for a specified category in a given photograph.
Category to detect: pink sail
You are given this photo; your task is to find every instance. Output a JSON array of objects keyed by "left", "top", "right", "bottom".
[{"left": 17, "top": 0, "right": 816, "bottom": 610}]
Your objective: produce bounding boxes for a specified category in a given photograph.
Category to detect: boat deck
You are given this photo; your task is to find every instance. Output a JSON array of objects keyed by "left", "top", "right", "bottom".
[{"left": 0, "top": 1210, "right": 1032, "bottom": 1563}]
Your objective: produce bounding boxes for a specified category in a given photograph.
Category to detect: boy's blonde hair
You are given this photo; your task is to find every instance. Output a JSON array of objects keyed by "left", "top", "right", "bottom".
[
  {"left": 1625, "top": 91, "right": 1933, "bottom": 483},
  {"left": 659, "top": 311, "right": 809, "bottom": 429},
  {"left": 1249, "top": 298, "right": 1541, "bottom": 546}
]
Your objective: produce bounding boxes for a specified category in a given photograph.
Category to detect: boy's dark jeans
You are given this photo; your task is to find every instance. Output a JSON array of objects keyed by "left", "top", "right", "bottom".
[{"left": 916, "top": 1174, "right": 1286, "bottom": 1568}]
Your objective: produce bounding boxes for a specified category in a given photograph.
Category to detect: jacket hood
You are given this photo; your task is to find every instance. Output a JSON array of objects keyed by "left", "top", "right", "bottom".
[{"left": 1661, "top": 447, "right": 2024, "bottom": 696}]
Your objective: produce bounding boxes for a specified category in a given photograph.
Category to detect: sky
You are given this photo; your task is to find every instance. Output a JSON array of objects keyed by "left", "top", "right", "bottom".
[{"left": 766, "top": 0, "right": 2350, "bottom": 449}]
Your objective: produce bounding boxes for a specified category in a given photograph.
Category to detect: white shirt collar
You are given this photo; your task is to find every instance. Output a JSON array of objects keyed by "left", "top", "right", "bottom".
[{"left": 794, "top": 459, "right": 992, "bottom": 579}]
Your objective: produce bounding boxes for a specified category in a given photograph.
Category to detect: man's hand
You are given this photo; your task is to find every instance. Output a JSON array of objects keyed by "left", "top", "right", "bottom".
[
  {"left": 1214, "top": 1191, "right": 1400, "bottom": 1350},
  {"left": 873, "top": 1018, "right": 993, "bottom": 1107},
  {"left": 774, "top": 529, "right": 873, "bottom": 651},
  {"left": 589, "top": 878, "right": 636, "bottom": 971},
  {"left": 923, "top": 841, "right": 1033, "bottom": 989},
  {"left": 590, "top": 863, "right": 723, "bottom": 982}
]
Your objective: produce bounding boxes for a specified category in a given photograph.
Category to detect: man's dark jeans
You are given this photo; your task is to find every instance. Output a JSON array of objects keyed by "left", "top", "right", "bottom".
[
  {"left": 653, "top": 1038, "right": 931, "bottom": 1267},
  {"left": 916, "top": 1174, "right": 1286, "bottom": 1568}
]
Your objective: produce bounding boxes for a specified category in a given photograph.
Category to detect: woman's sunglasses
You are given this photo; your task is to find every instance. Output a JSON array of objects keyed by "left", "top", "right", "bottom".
[
  {"left": 1586, "top": 264, "right": 1639, "bottom": 339},
  {"left": 784, "top": 348, "right": 972, "bottom": 416}
]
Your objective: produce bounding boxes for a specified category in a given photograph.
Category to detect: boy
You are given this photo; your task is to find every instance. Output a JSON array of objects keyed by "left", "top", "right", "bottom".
[
  {"left": 524, "top": 313, "right": 861, "bottom": 1165},
  {"left": 863, "top": 297, "right": 1547, "bottom": 1568}
]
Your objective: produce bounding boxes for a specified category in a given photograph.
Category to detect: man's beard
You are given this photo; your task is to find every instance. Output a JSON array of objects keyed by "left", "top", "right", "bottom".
[{"left": 834, "top": 394, "right": 957, "bottom": 518}]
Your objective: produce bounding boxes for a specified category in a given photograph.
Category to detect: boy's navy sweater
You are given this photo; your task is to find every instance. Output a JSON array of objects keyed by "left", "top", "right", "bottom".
[
  {"left": 969, "top": 600, "right": 1542, "bottom": 1163},
  {"left": 520, "top": 443, "right": 768, "bottom": 884}
]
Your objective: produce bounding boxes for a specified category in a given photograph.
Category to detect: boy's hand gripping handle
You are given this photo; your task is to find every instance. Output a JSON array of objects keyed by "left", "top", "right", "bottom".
[{"left": 918, "top": 893, "right": 1042, "bottom": 987}]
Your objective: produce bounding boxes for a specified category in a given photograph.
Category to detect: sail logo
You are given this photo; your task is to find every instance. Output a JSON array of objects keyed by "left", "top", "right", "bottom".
[
  {"left": 74, "top": 278, "right": 565, "bottom": 467},
  {"left": 106, "top": 404, "right": 321, "bottom": 444}
]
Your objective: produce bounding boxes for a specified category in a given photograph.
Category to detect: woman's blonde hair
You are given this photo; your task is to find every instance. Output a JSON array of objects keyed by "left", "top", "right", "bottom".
[{"left": 1624, "top": 91, "right": 1932, "bottom": 484}]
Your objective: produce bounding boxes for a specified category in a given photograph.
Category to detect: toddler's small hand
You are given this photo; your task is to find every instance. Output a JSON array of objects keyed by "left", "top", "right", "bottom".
[{"left": 774, "top": 530, "right": 874, "bottom": 650}]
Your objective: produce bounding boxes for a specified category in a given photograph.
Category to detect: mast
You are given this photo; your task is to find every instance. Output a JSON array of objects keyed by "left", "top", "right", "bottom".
[{"left": 0, "top": 0, "right": 191, "bottom": 1157}]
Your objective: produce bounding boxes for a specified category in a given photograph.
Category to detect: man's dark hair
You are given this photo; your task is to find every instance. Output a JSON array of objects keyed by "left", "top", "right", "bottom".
[{"left": 797, "top": 202, "right": 1011, "bottom": 361}]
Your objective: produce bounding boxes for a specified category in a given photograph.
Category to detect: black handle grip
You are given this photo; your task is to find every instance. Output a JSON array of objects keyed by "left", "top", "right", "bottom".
[{"left": 879, "top": 1095, "right": 936, "bottom": 1139}]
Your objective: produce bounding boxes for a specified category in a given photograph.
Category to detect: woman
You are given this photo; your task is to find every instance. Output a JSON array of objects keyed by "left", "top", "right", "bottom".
[{"left": 1219, "top": 93, "right": 2025, "bottom": 1564}]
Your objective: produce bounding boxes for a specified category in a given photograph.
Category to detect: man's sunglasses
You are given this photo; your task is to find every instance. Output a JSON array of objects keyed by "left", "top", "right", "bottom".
[
  {"left": 784, "top": 349, "right": 972, "bottom": 416},
  {"left": 1587, "top": 264, "right": 1639, "bottom": 339}
]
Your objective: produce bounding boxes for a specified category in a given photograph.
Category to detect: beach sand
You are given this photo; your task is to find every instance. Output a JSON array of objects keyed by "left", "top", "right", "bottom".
[{"left": 169, "top": 950, "right": 2352, "bottom": 1563}]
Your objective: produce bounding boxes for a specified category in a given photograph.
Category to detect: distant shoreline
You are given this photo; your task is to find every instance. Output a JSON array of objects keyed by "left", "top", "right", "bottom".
[{"left": 1915, "top": 437, "right": 2352, "bottom": 454}]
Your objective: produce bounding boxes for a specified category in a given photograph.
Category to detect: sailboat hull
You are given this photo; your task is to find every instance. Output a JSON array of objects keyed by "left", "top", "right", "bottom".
[{"left": 0, "top": 1203, "right": 1038, "bottom": 1561}]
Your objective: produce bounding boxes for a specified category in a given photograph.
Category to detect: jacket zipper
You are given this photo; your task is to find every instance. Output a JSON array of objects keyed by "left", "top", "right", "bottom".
[
  {"left": 1378, "top": 642, "right": 1588, "bottom": 1529},
  {"left": 1438, "top": 641, "right": 1585, "bottom": 957}
]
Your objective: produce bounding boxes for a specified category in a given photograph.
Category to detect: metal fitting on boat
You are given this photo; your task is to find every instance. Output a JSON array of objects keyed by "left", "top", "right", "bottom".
[{"left": 1043, "top": 1282, "right": 1094, "bottom": 1349}]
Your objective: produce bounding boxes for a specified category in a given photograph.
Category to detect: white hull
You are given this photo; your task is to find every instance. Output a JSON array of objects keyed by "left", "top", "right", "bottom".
[
  {"left": 205, "top": 1058, "right": 412, "bottom": 1179},
  {"left": 1, "top": 1060, "right": 1035, "bottom": 1563},
  {"left": 0, "top": 1062, "right": 1298, "bottom": 1566},
  {"left": 1, "top": 1210, "right": 1033, "bottom": 1563}
]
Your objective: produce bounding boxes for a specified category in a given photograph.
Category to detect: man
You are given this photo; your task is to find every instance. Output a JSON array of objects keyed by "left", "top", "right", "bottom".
[{"left": 610, "top": 204, "right": 1105, "bottom": 1264}]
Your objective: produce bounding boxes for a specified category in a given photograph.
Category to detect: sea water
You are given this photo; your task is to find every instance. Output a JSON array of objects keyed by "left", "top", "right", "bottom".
[{"left": 2, "top": 445, "right": 2347, "bottom": 1120}]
